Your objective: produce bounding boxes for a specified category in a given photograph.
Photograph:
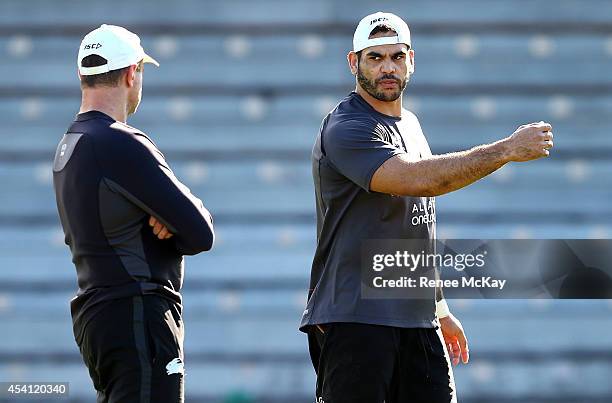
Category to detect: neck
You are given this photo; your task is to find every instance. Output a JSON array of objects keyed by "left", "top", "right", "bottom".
[
  {"left": 356, "top": 85, "right": 402, "bottom": 118},
  {"left": 79, "top": 87, "right": 129, "bottom": 123}
]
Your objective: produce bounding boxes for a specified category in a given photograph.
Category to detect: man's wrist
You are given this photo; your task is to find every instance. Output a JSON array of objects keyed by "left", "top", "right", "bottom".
[
  {"left": 436, "top": 299, "right": 451, "bottom": 318},
  {"left": 494, "top": 137, "right": 514, "bottom": 164}
]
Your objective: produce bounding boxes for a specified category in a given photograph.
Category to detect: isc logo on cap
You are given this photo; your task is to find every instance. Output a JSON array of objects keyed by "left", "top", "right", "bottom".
[
  {"left": 370, "top": 17, "right": 389, "bottom": 25},
  {"left": 84, "top": 43, "right": 102, "bottom": 50}
]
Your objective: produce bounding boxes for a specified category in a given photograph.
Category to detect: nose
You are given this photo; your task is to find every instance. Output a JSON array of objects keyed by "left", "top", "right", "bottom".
[{"left": 380, "top": 58, "right": 396, "bottom": 74}]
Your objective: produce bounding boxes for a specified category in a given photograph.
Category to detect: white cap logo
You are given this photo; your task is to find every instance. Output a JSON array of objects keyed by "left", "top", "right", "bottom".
[
  {"left": 77, "top": 24, "right": 159, "bottom": 76},
  {"left": 353, "top": 12, "right": 411, "bottom": 52}
]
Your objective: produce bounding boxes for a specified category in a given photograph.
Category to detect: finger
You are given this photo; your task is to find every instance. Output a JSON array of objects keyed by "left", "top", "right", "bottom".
[
  {"left": 540, "top": 131, "right": 554, "bottom": 140},
  {"left": 529, "top": 120, "right": 551, "bottom": 129},
  {"left": 542, "top": 149, "right": 550, "bottom": 157},
  {"left": 447, "top": 343, "right": 456, "bottom": 363},
  {"left": 540, "top": 132, "right": 552, "bottom": 141},
  {"left": 537, "top": 123, "right": 553, "bottom": 131},
  {"left": 457, "top": 336, "right": 469, "bottom": 365},
  {"left": 149, "top": 216, "right": 156, "bottom": 226},
  {"left": 160, "top": 227, "right": 174, "bottom": 240},
  {"left": 462, "top": 346, "right": 470, "bottom": 364},
  {"left": 455, "top": 330, "right": 469, "bottom": 364},
  {"left": 446, "top": 339, "right": 459, "bottom": 366},
  {"left": 526, "top": 121, "right": 543, "bottom": 127},
  {"left": 451, "top": 340, "right": 461, "bottom": 366},
  {"left": 542, "top": 140, "right": 553, "bottom": 149},
  {"left": 451, "top": 340, "right": 460, "bottom": 354},
  {"left": 153, "top": 222, "right": 163, "bottom": 235}
]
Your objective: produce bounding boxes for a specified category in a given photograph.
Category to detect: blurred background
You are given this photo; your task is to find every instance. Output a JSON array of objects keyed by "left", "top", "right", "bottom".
[{"left": 1, "top": 0, "right": 611, "bottom": 402}]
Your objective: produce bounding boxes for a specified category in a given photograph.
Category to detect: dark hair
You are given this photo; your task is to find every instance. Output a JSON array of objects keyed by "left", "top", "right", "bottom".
[
  {"left": 369, "top": 24, "right": 396, "bottom": 37},
  {"left": 80, "top": 55, "right": 129, "bottom": 88}
]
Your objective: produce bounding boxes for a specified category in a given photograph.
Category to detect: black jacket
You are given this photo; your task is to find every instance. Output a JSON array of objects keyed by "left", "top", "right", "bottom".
[{"left": 53, "top": 110, "right": 214, "bottom": 337}]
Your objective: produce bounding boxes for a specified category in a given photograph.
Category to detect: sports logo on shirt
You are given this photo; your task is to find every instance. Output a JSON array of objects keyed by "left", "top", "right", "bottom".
[
  {"left": 412, "top": 199, "right": 436, "bottom": 226},
  {"left": 53, "top": 132, "right": 83, "bottom": 173},
  {"left": 166, "top": 358, "right": 185, "bottom": 375}
]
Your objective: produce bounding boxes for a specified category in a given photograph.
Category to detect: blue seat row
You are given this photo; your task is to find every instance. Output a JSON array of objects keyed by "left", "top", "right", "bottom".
[
  {"left": 0, "top": 120, "right": 608, "bottom": 154},
  {"left": 1, "top": 94, "right": 610, "bottom": 127},
  {"left": 0, "top": 0, "right": 610, "bottom": 26},
  {"left": 0, "top": 31, "right": 610, "bottom": 88}
]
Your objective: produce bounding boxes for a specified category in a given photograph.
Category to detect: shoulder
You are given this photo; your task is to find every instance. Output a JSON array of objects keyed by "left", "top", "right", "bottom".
[
  {"left": 325, "top": 108, "right": 380, "bottom": 138},
  {"left": 111, "top": 122, "right": 158, "bottom": 149},
  {"left": 401, "top": 108, "right": 421, "bottom": 124},
  {"left": 91, "top": 121, "right": 165, "bottom": 164},
  {"left": 92, "top": 121, "right": 155, "bottom": 150},
  {"left": 322, "top": 115, "right": 382, "bottom": 151},
  {"left": 401, "top": 109, "right": 425, "bottom": 134}
]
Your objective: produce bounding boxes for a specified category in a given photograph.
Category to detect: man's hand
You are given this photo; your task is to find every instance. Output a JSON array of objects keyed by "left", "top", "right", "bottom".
[
  {"left": 149, "top": 216, "right": 174, "bottom": 240},
  {"left": 439, "top": 313, "right": 469, "bottom": 366},
  {"left": 504, "top": 121, "right": 554, "bottom": 162}
]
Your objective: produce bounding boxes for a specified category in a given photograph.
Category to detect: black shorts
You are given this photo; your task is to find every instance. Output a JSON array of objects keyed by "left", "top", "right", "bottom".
[
  {"left": 75, "top": 295, "right": 185, "bottom": 403},
  {"left": 308, "top": 322, "right": 457, "bottom": 403}
]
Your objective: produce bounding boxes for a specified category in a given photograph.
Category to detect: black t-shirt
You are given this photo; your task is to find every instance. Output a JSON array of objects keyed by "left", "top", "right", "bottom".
[
  {"left": 300, "top": 92, "right": 438, "bottom": 331},
  {"left": 53, "top": 111, "right": 214, "bottom": 341}
]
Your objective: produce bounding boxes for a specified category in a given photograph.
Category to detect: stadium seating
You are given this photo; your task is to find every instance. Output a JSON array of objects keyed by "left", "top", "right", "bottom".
[{"left": 0, "top": 0, "right": 611, "bottom": 402}]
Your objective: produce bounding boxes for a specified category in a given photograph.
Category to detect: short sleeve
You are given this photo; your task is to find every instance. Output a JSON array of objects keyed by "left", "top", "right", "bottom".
[{"left": 323, "top": 118, "right": 404, "bottom": 191}]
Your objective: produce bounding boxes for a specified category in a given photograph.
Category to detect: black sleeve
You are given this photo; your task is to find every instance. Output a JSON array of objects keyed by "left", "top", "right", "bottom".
[
  {"left": 95, "top": 129, "right": 214, "bottom": 255},
  {"left": 323, "top": 118, "right": 404, "bottom": 191}
]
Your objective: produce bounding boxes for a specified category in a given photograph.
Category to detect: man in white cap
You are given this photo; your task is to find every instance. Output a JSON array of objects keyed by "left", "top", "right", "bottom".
[
  {"left": 300, "top": 12, "right": 553, "bottom": 402},
  {"left": 53, "top": 24, "right": 215, "bottom": 402}
]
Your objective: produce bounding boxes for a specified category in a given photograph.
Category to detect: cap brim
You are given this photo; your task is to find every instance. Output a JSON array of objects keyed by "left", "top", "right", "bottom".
[{"left": 143, "top": 53, "right": 159, "bottom": 67}]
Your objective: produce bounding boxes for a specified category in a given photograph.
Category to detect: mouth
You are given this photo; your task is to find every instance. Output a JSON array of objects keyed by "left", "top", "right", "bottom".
[{"left": 378, "top": 79, "right": 400, "bottom": 89}]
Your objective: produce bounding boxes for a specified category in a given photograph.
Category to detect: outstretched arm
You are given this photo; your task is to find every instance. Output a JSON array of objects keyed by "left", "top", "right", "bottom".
[{"left": 371, "top": 121, "right": 553, "bottom": 196}]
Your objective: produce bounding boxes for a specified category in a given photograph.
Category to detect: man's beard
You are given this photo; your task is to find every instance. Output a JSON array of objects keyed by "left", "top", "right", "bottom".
[{"left": 357, "top": 67, "right": 408, "bottom": 102}]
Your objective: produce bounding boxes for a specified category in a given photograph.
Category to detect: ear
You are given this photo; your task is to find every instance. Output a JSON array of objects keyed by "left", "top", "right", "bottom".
[
  {"left": 125, "top": 64, "right": 137, "bottom": 87},
  {"left": 408, "top": 49, "right": 415, "bottom": 74},
  {"left": 347, "top": 51, "right": 358, "bottom": 76}
]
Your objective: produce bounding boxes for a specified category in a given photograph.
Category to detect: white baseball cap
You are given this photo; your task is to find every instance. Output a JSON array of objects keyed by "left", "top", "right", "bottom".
[
  {"left": 77, "top": 24, "right": 159, "bottom": 76},
  {"left": 353, "top": 12, "right": 411, "bottom": 52}
]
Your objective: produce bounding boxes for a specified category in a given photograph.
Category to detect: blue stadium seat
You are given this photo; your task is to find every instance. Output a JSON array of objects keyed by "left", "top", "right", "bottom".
[{"left": 1, "top": 0, "right": 612, "bottom": 400}]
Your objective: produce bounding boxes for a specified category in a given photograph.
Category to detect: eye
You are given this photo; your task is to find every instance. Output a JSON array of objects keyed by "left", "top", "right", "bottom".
[{"left": 394, "top": 54, "right": 406, "bottom": 60}]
